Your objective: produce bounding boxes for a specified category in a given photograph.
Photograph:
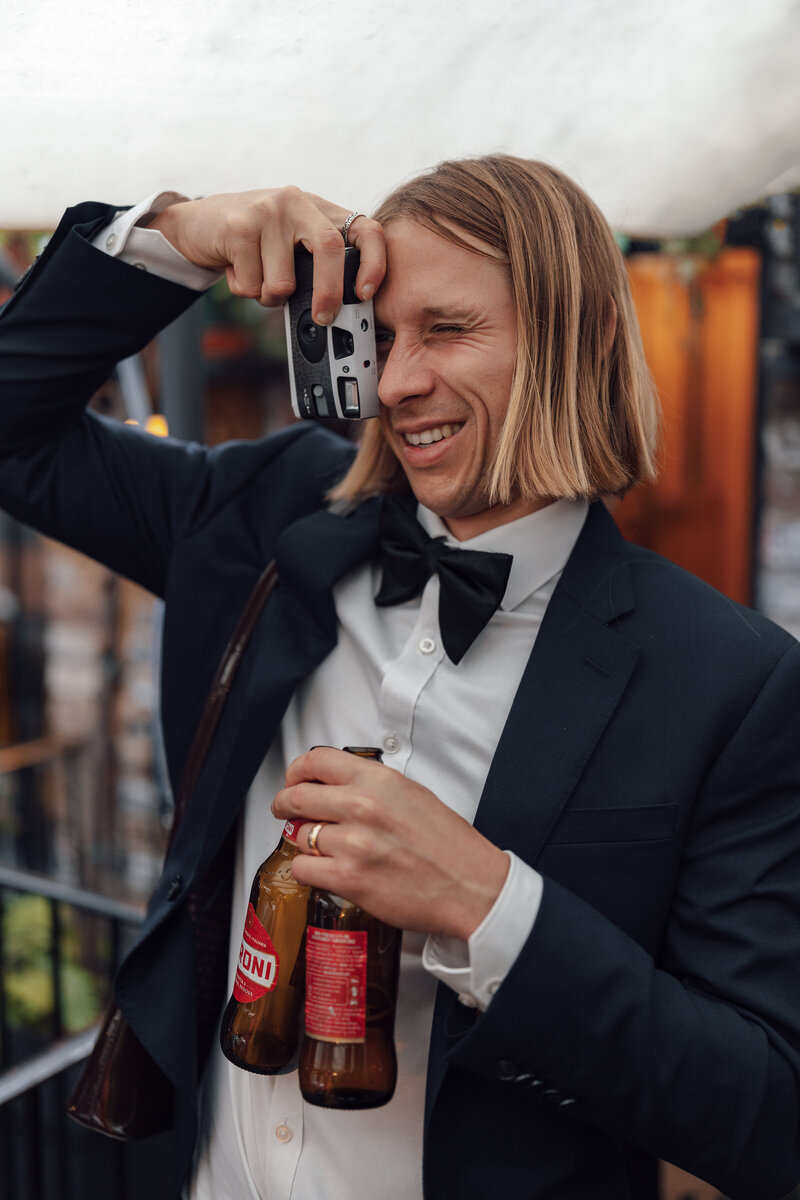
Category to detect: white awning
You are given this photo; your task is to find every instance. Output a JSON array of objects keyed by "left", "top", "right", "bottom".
[{"left": 2, "top": 0, "right": 799, "bottom": 234}]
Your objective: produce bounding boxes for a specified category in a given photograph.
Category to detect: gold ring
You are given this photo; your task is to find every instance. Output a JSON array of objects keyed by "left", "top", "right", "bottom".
[{"left": 307, "top": 822, "right": 325, "bottom": 856}]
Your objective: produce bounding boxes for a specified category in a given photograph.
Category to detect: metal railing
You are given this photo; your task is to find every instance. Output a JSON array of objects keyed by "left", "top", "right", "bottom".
[{"left": 0, "top": 864, "right": 151, "bottom": 1200}]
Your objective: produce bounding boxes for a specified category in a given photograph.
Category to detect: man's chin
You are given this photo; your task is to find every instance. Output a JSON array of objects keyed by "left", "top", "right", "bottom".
[{"left": 405, "top": 486, "right": 491, "bottom": 524}]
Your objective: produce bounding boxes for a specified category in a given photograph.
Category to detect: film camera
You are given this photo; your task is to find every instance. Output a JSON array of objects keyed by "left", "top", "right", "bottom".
[{"left": 284, "top": 245, "right": 379, "bottom": 420}]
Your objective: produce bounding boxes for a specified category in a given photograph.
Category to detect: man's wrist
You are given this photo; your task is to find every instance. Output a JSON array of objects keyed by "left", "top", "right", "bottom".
[
  {"left": 423, "top": 854, "right": 544, "bottom": 1011},
  {"left": 91, "top": 193, "right": 221, "bottom": 291},
  {"left": 146, "top": 200, "right": 190, "bottom": 256},
  {"left": 450, "top": 845, "right": 511, "bottom": 941}
]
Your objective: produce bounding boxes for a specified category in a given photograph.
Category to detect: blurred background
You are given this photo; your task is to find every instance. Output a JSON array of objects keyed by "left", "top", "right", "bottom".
[{"left": 0, "top": 1, "right": 799, "bottom": 1197}]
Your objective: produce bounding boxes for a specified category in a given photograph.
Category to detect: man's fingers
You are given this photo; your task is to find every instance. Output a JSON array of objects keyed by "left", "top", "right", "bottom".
[
  {"left": 295, "top": 203, "right": 386, "bottom": 312},
  {"left": 297, "top": 820, "right": 387, "bottom": 888},
  {"left": 165, "top": 188, "right": 385, "bottom": 313},
  {"left": 300, "top": 224, "right": 347, "bottom": 324},
  {"left": 305, "top": 820, "right": 330, "bottom": 857},
  {"left": 347, "top": 218, "right": 387, "bottom": 301},
  {"left": 225, "top": 236, "right": 265, "bottom": 300},
  {"left": 284, "top": 745, "right": 374, "bottom": 788},
  {"left": 290, "top": 850, "right": 353, "bottom": 895},
  {"left": 274, "top": 778, "right": 377, "bottom": 826},
  {"left": 258, "top": 233, "right": 296, "bottom": 307}
]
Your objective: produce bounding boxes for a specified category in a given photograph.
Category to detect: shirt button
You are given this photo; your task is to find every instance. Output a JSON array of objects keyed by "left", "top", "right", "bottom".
[
  {"left": 275, "top": 1123, "right": 292, "bottom": 1143},
  {"left": 132, "top": 262, "right": 148, "bottom": 271},
  {"left": 418, "top": 637, "right": 436, "bottom": 654},
  {"left": 383, "top": 734, "right": 399, "bottom": 754},
  {"left": 457, "top": 993, "right": 478, "bottom": 1008},
  {"left": 487, "top": 981, "right": 500, "bottom": 997},
  {"left": 105, "top": 233, "right": 117, "bottom": 250}
]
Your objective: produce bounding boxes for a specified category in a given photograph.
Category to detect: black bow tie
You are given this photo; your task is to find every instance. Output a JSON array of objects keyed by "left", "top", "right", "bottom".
[{"left": 374, "top": 495, "right": 513, "bottom": 664}]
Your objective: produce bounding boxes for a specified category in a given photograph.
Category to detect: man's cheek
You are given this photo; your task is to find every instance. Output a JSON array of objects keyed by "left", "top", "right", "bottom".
[{"left": 379, "top": 415, "right": 401, "bottom": 459}]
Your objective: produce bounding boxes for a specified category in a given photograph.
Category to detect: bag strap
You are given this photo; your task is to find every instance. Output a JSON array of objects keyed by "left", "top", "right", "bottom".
[{"left": 168, "top": 560, "right": 279, "bottom": 840}]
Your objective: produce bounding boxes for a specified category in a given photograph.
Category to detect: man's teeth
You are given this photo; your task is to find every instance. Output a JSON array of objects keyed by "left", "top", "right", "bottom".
[{"left": 404, "top": 424, "right": 461, "bottom": 446}]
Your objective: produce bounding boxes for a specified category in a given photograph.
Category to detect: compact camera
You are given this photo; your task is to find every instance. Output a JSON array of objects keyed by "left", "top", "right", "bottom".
[{"left": 283, "top": 245, "right": 379, "bottom": 420}]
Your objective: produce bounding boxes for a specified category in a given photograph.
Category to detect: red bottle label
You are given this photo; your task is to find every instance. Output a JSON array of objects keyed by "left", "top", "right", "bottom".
[
  {"left": 233, "top": 903, "right": 280, "bottom": 1002},
  {"left": 305, "top": 927, "right": 367, "bottom": 1043},
  {"left": 282, "top": 819, "right": 308, "bottom": 845}
]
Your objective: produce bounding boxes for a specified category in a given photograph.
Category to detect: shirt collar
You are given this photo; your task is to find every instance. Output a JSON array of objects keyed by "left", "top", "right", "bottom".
[{"left": 416, "top": 499, "right": 589, "bottom": 611}]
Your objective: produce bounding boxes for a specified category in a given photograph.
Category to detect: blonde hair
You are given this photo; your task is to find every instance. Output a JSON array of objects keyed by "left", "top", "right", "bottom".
[{"left": 329, "top": 154, "right": 659, "bottom": 506}]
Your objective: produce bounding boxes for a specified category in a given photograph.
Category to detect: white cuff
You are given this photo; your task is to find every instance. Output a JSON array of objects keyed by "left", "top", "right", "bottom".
[
  {"left": 422, "top": 852, "right": 543, "bottom": 1012},
  {"left": 90, "top": 191, "right": 222, "bottom": 291}
]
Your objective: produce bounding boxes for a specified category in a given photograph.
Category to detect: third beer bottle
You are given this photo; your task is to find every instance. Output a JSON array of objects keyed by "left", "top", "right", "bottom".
[{"left": 299, "top": 746, "right": 402, "bottom": 1109}]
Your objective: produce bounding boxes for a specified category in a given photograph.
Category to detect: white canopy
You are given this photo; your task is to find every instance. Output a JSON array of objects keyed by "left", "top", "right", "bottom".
[{"left": 2, "top": 0, "right": 799, "bottom": 234}]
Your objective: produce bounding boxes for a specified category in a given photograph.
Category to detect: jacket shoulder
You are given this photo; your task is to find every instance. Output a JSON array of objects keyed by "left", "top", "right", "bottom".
[
  {"left": 618, "top": 537, "right": 796, "bottom": 662},
  {"left": 208, "top": 422, "right": 354, "bottom": 503}
]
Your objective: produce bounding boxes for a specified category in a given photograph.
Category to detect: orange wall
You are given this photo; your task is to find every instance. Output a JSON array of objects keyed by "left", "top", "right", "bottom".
[{"left": 616, "top": 248, "right": 761, "bottom": 604}]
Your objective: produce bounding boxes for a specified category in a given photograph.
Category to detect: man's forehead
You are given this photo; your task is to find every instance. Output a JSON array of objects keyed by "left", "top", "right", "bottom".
[
  {"left": 378, "top": 218, "right": 510, "bottom": 315},
  {"left": 383, "top": 215, "right": 507, "bottom": 263}
]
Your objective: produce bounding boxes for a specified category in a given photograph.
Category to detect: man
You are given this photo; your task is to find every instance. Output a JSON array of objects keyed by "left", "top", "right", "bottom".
[{"left": 0, "top": 157, "right": 798, "bottom": 1200}]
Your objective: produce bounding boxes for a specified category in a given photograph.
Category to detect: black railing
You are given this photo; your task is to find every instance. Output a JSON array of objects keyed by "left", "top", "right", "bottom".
[{"left": 0, "top": 864, "right": 174, "bottom": 1200}]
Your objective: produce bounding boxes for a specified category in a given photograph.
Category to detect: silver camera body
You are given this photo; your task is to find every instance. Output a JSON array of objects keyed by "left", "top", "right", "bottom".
[{"left": 283, "top": 246, "right": 379, "bottom": 420}]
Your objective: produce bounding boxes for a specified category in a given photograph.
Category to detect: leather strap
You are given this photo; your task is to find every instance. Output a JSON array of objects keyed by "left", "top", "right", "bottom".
[
  {"left": 170, "top": 559, "right": 279, "bottom": 840},
  {"left": 66, "top": 560, "right": 281, "bottom": 1139}
]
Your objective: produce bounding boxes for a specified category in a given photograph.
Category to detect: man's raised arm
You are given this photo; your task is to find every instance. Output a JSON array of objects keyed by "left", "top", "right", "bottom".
[{"left": 0, "top": 188, "right": 386, "bottom": 595}]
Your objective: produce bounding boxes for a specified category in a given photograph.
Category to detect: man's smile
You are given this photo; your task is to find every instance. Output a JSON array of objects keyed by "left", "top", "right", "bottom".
[{"left": 399, "top": 422, "right": 464, "bottom": 446}]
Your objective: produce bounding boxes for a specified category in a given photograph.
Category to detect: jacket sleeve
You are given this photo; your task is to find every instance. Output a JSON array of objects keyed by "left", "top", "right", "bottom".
[
  {"left": 0, "top": 202, "right": 269, "bottom": 597},
  {"left": 445, "top": 639, "right": 800, "bottom": 1200}
]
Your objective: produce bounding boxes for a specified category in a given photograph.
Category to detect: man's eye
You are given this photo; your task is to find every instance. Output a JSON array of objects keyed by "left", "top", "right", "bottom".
[{"left": 432, "top": 325, "right": 465, "bottom": 335}]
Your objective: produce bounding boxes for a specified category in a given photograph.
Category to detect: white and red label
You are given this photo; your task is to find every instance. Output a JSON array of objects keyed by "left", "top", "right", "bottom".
[
  {"left": 282, "top": 819, "right": 308, "bottom": 845},
  {"left": 305, "top": 926, "right": 367, "bottom": 1043},
  {"left": 233, "top": 903, "right": 280, "bottom": 1002}
]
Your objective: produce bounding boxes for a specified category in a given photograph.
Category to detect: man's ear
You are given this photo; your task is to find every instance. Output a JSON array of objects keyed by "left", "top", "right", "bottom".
[{"left": 603, "top": 296, "right": 618, "bottom": 357}]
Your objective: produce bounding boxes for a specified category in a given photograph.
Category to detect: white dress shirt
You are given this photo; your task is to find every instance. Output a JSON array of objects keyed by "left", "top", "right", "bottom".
[{"left": 92, "top": 199, "right": 588, "bottom": 1199}]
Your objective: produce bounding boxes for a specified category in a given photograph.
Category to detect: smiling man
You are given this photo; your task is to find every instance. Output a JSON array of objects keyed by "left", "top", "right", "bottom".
[
  {"left": 1, "top": 157, "right": 799, "bottom": 1200},
  {"left": 374, "top": 219, "right": 524, "bottom": 534}
]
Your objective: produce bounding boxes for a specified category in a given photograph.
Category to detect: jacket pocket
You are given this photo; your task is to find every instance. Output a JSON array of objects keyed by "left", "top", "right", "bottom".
[{"left": 547, "top": 802, "right": 677, "bottom": 845}]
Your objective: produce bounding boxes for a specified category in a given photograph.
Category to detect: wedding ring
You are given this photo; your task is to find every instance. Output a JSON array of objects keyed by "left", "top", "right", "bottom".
[
  {"left": 341, "top": 211, "right": 366, "bottom": 245},
  {"left": 307, "top": 822, "right": 325, "bottom": 856}
]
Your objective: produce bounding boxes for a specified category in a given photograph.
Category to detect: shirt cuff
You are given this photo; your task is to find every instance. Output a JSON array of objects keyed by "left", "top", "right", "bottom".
[
  {"left": 422, "top": 852, "right": 543, "bottom": 1012},
  {"left": 90, "top": 191, "right": 222, "bottom": 291}
]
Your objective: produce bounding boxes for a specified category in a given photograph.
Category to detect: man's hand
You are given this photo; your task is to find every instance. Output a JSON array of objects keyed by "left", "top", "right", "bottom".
[
  {"left": 147, "top": 189, "right": 386, "bottom": 322},
  {"left": 272, "top": 746, "right": 510, "bottom": 939}
]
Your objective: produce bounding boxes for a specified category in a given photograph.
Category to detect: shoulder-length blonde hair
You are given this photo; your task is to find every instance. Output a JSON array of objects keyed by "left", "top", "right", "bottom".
[{"left": 329, "top": 154, "right": 659, "bottom": 506}]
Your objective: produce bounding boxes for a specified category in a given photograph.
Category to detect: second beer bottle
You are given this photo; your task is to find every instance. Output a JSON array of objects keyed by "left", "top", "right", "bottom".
[{"left": 299, "top": 746, "right": 403, "bottom": 1109}]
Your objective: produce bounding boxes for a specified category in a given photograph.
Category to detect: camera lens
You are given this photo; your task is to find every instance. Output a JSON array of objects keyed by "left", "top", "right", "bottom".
[{"left": 296, "top": 307, "right": 327, "bottom": 364}]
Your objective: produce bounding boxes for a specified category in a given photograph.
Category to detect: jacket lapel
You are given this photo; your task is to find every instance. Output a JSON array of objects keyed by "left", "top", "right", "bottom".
[
  {"left": 472, "top": 502, "right": 640, "bottom": 862},
  {"left": 175, "top": 496, "right": 383, "bottom": 876},
  {"left": 426, "top": 503, "right": 641, "bottom": 1124}
]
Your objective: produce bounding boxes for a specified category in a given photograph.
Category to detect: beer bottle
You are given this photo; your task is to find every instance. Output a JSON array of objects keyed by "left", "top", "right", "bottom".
[
  {"left": 219, "top": 817, "right": 310, "bottom": 1074},
  {"left": 299, "top": 746, "right": 402, "bottom": 1109}
]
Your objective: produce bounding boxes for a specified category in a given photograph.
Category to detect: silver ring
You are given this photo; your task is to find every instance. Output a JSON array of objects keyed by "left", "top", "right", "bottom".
[
  {"left": 341, "top": 211, "right": 366, "bottom": 245},
  {"left": 307, "top": 822, "right": 326, "bottom": 856}
]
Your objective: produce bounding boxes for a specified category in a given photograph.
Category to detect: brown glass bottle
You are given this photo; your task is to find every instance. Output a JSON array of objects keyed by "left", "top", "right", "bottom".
[
  {"left": 299, "top": 746, "right": 402, "bottom": 1109},
  {"left": 219, "top": 818, "right": 310, "bottom": 1074}
]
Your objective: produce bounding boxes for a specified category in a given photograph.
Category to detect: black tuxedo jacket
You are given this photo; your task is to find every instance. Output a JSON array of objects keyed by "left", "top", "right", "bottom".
[{"left": 1, "top": 205, "right": 799, "bottom": 1200}]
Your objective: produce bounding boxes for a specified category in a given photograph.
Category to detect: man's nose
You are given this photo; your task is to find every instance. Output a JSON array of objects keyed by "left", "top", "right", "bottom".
[{"left": 377, "top": 340, "right": 435, "bottom": 409}]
